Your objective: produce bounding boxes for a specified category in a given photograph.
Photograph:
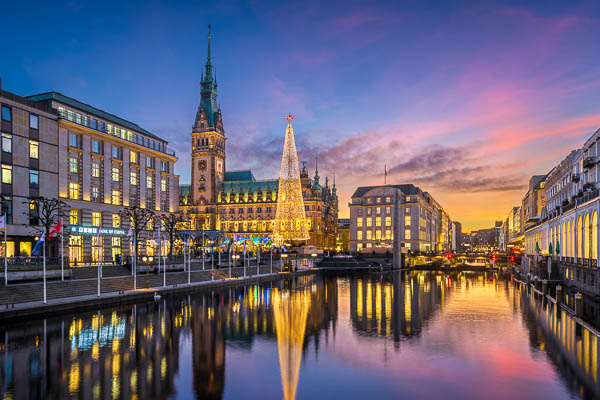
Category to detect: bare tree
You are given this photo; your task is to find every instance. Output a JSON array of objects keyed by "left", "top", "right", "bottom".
[
  {"left": 120, "top": 206, "right": 155, "bottom": 262},
  {"left": 24, "top": 196, "right": 69, "bottom": 256},
  {"left": 160, "top": 212, "right": 185, "bottom": 256}
]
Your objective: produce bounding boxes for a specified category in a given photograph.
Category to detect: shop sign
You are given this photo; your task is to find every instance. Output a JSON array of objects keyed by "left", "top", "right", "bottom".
[{"left": 68, "top": 225, "right": 127, "bottom": 236}]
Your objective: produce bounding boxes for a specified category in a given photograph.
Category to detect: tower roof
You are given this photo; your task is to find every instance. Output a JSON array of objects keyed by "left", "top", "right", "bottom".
[{"left": 193, "top": 25, "right": 221, "bottom": 132}]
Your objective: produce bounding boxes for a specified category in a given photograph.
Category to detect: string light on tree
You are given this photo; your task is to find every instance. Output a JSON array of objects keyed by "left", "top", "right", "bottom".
[{"left": 273, "top": 114, "right": 310, "bottom": 244}]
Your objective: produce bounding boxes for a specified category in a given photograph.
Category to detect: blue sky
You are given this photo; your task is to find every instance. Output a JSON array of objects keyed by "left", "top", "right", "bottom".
[{"left": 2, "top": 0, "right": 600, "bottom": 229}]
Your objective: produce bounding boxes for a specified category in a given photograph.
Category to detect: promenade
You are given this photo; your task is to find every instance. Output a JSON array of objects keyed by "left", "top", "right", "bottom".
[{"left": 0, "top": 262, "right": 289, "bottom": 321}]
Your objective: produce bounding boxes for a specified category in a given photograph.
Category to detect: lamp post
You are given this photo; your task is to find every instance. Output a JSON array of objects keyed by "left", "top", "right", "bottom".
[
  {"left": 311, "top": 253, "right": 317, "bottom": 269},
  {"left": 232, "top": 255, "right": 240, "bottom": 277},
  {"left": 281, "top": 253, "right": 288, "bottom": 273}
]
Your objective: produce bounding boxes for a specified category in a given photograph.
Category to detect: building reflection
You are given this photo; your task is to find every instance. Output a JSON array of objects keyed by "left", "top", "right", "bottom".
[
  {"left": 518, "top": 281, "right": 600, "bottom": 399},
  {"left": 0, "top": 274, "right": 337, "bottom": 400}
]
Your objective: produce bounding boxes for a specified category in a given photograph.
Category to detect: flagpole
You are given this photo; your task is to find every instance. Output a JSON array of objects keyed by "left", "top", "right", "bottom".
[
  {"left": 60, "top": 218, "right": 64, "bottom": 281},
  {"left": 43, "top": 234, "right": 47, "bottom": 304},
  {"left": 133, "top": 235, "right": 137, "bottom": 291},
  {"left": 97, "top": 238, "right": 101, "bottom": 297},
  {"left": 270, "top": 245, "right": 273, "bottom": 274},
  {"left": 228, "top": 241, "right": 231, "bottom": 279},
  {"left": 257, "top": 245, "right": 260, "bottom": 276},
  {"left": 202, "top": 232, "right": 205, "bottom": 271},
  {"left": 159, "top": 225, "right": 165, "bottom": 288}
]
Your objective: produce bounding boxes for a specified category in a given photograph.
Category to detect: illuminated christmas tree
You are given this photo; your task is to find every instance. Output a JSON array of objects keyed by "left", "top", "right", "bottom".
[{"left": 273, "top": 114, "right": 310, "bottom": 244}]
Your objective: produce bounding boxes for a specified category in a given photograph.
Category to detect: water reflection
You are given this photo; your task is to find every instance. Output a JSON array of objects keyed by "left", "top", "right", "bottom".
[{"left": 1, "top": 272, "right": 599, "bottom": 399}]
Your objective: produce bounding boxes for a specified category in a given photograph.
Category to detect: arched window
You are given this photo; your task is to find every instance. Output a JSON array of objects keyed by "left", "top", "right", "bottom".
[
  {"left": 584, "top": 214, "right": 590, "bottom": 260},
  {"left": 593, "top": 211, "right": 598, "bottom": 262}
]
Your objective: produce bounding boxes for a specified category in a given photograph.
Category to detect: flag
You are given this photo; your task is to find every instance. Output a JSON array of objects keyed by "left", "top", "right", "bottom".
[
  {"left": 0, "top": 215, "right": 5, "bottom": 229},
  {"left": 281, "top": 244, "right": 287, "bottom": 253},
  {"left": 32, "top": 232, "right": 45, "bottom": 256},
  {"left": 48, "top": 220, "right": 62, "bottom": 239}
]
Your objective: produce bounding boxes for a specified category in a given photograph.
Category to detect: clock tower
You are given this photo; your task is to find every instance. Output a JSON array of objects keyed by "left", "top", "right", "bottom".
[{"left": 191, "top": 25, "right": 226, "bottom": 211}]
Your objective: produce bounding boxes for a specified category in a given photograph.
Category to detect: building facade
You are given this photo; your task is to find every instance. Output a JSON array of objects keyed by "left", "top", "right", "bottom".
[
  {"left": 0, "top": 85, "right": 59, "bottom": 256},
  {"left": 27, "top": 92, "right": 179, "bottom": 264},
  {"left": 348, "top": 184, "right": 450, "bottom": 254},
  {"left": 179, "top": 34, "right": 338, "bottom": 250}
]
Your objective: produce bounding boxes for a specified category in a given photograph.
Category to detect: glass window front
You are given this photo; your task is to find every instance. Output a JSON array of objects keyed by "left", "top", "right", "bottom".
[
  {"left": 29, "top": 170, "right": 39, "bottom": 188},
  {"left": 1, "top": 133, "right": 11, "bottom": 153},
  {"left": 92, "top": 212, "right": 101, "bottom": 227},
  {"left": 29, "top": 114, "right": 39, "bottom": 129},
  {"left": 29, "top": 140, "right": 39, "bottom": 159},
  {"left": 1, "top": 165, "right": 12, "bottom": 184},
  {"left": 1, "top": 106, "right": 11, "bottom": 121}
]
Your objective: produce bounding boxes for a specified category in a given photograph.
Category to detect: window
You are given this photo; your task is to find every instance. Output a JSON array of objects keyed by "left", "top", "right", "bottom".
[
  {"left": 92, "top": 186, "right": 100, "bottom": 201},
  {"left": 112, "top": 167, "right": 120, "bottom": 182},
  {"left": 83, "top": 116, "right": 89, "bottom": 127},
  {"left": 376, "top": 207, "right": 381, "bottom": 214},
  {"left": 1, "top": 106, "right": 11, "bottom": 122},
  {"left": 107, "top": 124, "right": 113, "bottom": 134},
  {"left": 69, "top": 210, "right": 78, "bottom": 225},
  {"left": 91, "top": 162, "right": 100, "bottom": 178},
  {"left": 69, "top": 133, "right": 80, "bottom": 148},
  {"left": 1, "top": 165, "right": 11, "bottom": 184},
  {"left": 100, "top": 121, "right": 105, "bottom": 132},
  {"left": 127, "top": 131, "right": 133, "bottom": 141},
  {"left": 405, "top": 207, "right": 410, "bottom": 213},
  {"left": 366, "top": 208, "right": 372, "bottom": 216},
  {"left": 377, "top": 197, "right": 381, "bottom": 203},
  {"left": 75, "top": 113, "right": 82, "bottom": 124},
  {"left": 112, "top": 190, "right": 121, "bottom": 205},
  {"left": 1, "top": 196, "right": 12, "bottom": 224},
  {"left": 146, "top": 175, "right": 153, "bottom": 189},
  {"left": 161, "top": 199, "right": 168, "bottom": 212},
  {"left": 385, "top": 229, "right": 392, "bottom": 239},
  {"left": 376, "top": 217, "right": 381, "bottom": 226},
  {"left": 161, "top": 178, "right": 167, "bottom": 192},
  {"left": 69, "top": 182, "right": 79, "bottom": 199},
  {"left": 386, "top": 206, "right": 391, "bottom": 214},
  {"left": 385, "top": 196, "right": 391, "bottom": 202},
  {"left": 92, "top": 212, "right": 101, "bottom": 227},
  {"left": 29, "top": 201, "right": 39, "bottom": 226},
  {"left": 57, "top": 106, "right": 65, "bottom": 117},
  {"left": 1, "top": 133, "right": 11, "bottom": 153},
  {"left": 357, "top": 217, "right": 363, "bottom": 227},
  {"left": 92, "top": 119, "right": 97, "bottom": 130},
  {"left": 130, "top": 151, "right": 138, "bottom": 164},
  {"left": 146, "top": 157, "right": 154, "bottom": 169},
  {"left": 130, "top": 171, "right": 138, "bottom": 185},
  {"left": 366, "top": 231, "right": 372, "bottom": 240},
  {"left": 404, "top": 215, "right": 411, "bottom": 226},
  {"left": 112, "top": 214, "right": 121, "bottom": 228},
  {"left": 112, "top": 146, "right": 121, "bottom": 160},
  {"left": 367, "top": 218, "right": 372, "bottom": 227},
  {"left": 69, "top": 158, "right": 78, "bottom": 173},
  {"left": 66, "top": 110, "right": 74, "bottom": 121},
  {"left": 161, "top": 161, "right": 169, "bottom": 172},
  {"left": 91, "top": 140, "right": 101, "bottom": 154},
  {"left": 357, "top": 231, "right": 363, "bottom": 240},
  {"left": 29, "top": 170, "right": 39, "bottom": 188},
  {"left": 376, "top": 230, "right": 381, "bottom": 239},
  {"left": 29, "top": 140, "right": 39, "bottom": 159},
  {"left": 385, "top": 216, "right": 391, "bottom": 226},
  {"left": 29, "top": 114, "right": 39, "bottom": 129},
  {"left": 405, "top": 229, "right": 411, "bottom": 240}
]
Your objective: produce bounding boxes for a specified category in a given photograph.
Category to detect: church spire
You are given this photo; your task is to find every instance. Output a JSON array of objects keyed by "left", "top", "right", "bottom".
[{"left": 194, "top": 24, "right": 220, "bottom": 132}]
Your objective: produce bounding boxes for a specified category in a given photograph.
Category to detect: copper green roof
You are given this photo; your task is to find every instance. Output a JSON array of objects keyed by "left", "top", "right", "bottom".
[{"left": 224, "top": 170, "right": 255, "bottom": 182}]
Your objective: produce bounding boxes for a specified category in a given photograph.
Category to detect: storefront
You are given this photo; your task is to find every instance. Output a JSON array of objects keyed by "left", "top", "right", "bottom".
[{"left": 67, "top": 225, "right": 127, "bottom": 266}]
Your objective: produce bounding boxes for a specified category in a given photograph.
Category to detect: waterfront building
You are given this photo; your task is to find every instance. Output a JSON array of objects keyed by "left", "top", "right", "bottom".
[
  {"left": 179, "top": 32, "right": 338, "bottom": 249},
  {"left": 522, "top": 127, "right": 600, "bottom": 295},
  {"left": 336, "top": 218, "right": 350, "bottom": 252},
  {"left": 521, "top": 175, "right": 547, "bottom": 232},
  {"left": 0, "top": 83, "right": 59, "bottom": 256},
  {"left": 348, "top": 184, "right": 450, "bottom": 254},
  {"left": 468, "top": 223, "right": 501, "bottom": 252},
  {"left": 26, "top": 92, "right": 179, "bottom": 264}
]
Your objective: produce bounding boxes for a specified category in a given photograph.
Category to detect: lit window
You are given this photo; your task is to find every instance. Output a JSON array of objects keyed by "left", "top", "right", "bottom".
[
  {"left": 112, "top": 214, "right": 121, "bottom": 228},
  {"left": 29, "top": 114, "right": 39, "bottom": 129},
  {"left": 92, "top": 187, "right": 100, "bottom": 201},
  {"left": 376, "top": 217, "right": 381, "bottom": 226},
  {"left": 1, "top": 133, "right": 11, "bottom": 153},
  {"left": 366, "top": 231, "right": 372, "bottom": 240},
  {"left": 385, "top": 196, "right": 391, "bottom": 202},
  {"left": 107, "top": 124, "right": 113, "bottom": 134},
  {"left": 69, "top": 182, "right": 79, "bottom": 199},
  {"left": 112, "top": 190, "right": 121, "bottom": 205},
  {"left": 67, "top": 210, "right": 78, "bottom": 226},
  {"left": 357, "top": 231, "right": 363, "bottom": 240},
  {"left": 385, "top": 216, "right": 391, "bottom": 226},
  {"left": 29, "top": 170, "right": 39, "bottom": 188},
  {"left": 66, "top": 109, "right": 74, "bottom": 121},
  {"left": 376, "top": 230, "right": 381, "bottom": 239},
  {"left": 130, "top": 171, "right": 138, "bottom": 185},
  {"left": 29, "top": 140, "right": 39, "bottom": 159},
  {"left": 69, "top": 158, "right": 78, "bottom": 173},
  {"left": 57, "top": 106, "right": 65, "bottom": 118},
  {"left": 385, "top": 229, "right": 392, "bottom": 239},
  {"left": 367, "top": 218, "right": 372, "bottom": 227},
  {"left": 405, "top": 229, "right": 411, "bottom": 240},
  {"left": 404, "top": 215, "right": 411, "bottom": 226},
  {"left": 161, "top": 178, "right": 167, "bottom": 192},
  {"left": 112, "top": 167, "right": 120, "bottom": 182},
  {"left": 91, "top": 163, "right": 100, "bottom": 178},
  {"left": 357, "top": 217, "right": 363, "bottom": 227},
  {"left": 1, "top": 165, "right": 11, "bottom": 184},
  {"left": 146, "top": 176, "right": 153, "bottom": 189},
  {"left": 75, "top": 113, "right": 81, "bottom": 124},
  {"left": 92, "top": 212, "right": 101, "bottom": 227},
  {"left": 130, "top": 151, "right": 137, "bottom": 164}
]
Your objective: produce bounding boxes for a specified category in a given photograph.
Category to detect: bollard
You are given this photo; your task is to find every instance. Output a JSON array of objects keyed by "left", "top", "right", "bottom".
[
  {"left": 556, "top": 285, "right": 563, "bottom": 303},
  {"left": 575, "top": 292, "right": 583, "bottom": 318},
  {"left": 542, "top": 280, "right": 548, "bottom": 295}
]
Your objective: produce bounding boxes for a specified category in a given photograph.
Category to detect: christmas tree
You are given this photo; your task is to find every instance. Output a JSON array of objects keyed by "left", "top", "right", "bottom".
[{"left": 273, "top": 114, "right": 310, "bottom": 243}]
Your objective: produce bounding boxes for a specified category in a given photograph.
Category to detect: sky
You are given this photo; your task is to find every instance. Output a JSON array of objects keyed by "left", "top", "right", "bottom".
[{"left": 2, "top": 0, "right": 599, "bottom": 231}]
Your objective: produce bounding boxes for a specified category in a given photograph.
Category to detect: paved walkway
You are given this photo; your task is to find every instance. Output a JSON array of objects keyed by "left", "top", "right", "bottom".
[{"left": 0, "top": 264, "right": 279, "bottom": 307}]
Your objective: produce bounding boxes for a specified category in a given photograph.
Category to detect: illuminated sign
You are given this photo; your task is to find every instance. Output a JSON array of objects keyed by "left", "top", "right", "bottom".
[{"left": 68, "top": 225, "right": 127, "bottom": 236}]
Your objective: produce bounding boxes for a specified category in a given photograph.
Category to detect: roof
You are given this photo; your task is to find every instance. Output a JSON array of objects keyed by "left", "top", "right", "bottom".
[
  {"left": 26, "top": 92, "right": 165, "bottom": 141},
  {"left": 351, "top": 184, "right": 419, "bottom": 198},
  {"left": 224, "top": 170, "right": 255, "bottom": 182},
  {"left": 222, "top": 179, "right": 279, "bottom": 194}
]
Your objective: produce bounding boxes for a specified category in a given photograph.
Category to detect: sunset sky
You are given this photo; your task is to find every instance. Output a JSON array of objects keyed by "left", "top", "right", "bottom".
[{"left": 2, "top": 0, "right": 599, "bottom": 231}]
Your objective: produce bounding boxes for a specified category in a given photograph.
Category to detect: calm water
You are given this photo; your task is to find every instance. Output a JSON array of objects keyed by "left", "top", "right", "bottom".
[{"left": 1, "top": 271, "right": 599, "bottom": 399}]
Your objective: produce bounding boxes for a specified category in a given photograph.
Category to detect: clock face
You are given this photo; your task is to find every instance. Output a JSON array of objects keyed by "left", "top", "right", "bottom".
[{"left": 198, "top": 160, "right": 207, "bottom": 171}]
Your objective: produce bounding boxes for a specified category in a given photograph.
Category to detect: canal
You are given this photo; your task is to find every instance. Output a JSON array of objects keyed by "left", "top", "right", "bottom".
[{"left": 1, "top": 271, "right": 599, "bottom": 399}]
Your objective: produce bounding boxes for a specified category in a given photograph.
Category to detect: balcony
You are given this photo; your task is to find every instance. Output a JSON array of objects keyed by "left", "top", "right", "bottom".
[
  {"left": 584, "top": 182, "right": 596, "bottom": 192},
  {"left": 583, "top": 157, "right": 596, "bottom": 169},
  {"left": 572, "top": 173, "right": 580, "bottom": 182},
  {"left": 575, "top": 189, "right": 599, "bottom": 206}
]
